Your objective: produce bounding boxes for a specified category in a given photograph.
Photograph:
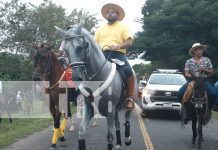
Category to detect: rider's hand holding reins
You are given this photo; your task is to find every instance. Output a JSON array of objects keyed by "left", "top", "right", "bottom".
[
  {"left": 185, "top": 71, "right": 195, "bottom": 79},
  {"left": 109, "top": 45, "right": 120, "bottom": 50},
  {"left": 199, "top": 65, "right": 213, "bottom": 74}
]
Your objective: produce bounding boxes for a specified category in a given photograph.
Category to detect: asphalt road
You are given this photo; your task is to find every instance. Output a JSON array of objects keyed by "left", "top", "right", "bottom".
[{"left": 2, "top": 103, "right": 218, "bottom": 150}]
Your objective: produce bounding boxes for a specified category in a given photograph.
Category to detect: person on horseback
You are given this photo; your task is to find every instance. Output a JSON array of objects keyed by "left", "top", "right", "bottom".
[
  {"left": 95, "top": 3, "right": 135, "bottom": 110},
  {"left": 55, "top": 25, "right": 74, "bottom": 58},
  {"left": 178, "top": 43, "right": 217, "bottom": 122}
]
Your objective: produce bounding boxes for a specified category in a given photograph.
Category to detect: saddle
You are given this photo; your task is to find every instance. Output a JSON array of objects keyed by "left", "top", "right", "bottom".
[
  {"left": 182, "top": 81, "right": 195, "bottom": 104},
  {"left": 110, "top": 58, "right": 129, "bottom": 108},
  {"left": 110, "top": 58, "right": 127, "bottom": 87}
]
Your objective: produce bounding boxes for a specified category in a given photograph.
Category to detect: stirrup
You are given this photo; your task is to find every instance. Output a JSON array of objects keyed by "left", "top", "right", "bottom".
[{"left": 124, "top": 97, "right": 134, "bottom": 110}]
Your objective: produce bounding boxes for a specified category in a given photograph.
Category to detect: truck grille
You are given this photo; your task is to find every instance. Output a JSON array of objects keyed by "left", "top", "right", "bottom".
[{"left": 150, "top": 90, "right": 179, "bottom": 102}]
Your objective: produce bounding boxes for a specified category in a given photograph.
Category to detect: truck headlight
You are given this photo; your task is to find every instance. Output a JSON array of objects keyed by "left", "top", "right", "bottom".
[{"left": 143, "top": 89, "right": 155, "bottom": 96}]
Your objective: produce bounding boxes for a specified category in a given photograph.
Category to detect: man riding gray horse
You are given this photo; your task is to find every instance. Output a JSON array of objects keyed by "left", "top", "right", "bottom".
[
  {"left": 55, "top": 4, "right": 137, "bottom": 147},
  {"left": 95, "top": 3, "right": 135, "bottom": 110}
]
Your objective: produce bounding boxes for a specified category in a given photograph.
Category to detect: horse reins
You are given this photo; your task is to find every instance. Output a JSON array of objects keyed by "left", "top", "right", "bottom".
[
  {"left": 43, "top": 70, "right": 66, "bottom": 90},
  {"left": 84, "top": 45, "right": 113, "bottom": 80}
]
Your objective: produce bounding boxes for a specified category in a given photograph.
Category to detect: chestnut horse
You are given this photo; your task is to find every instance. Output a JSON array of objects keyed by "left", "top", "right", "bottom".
[{"left": 32, "top": 45, "right": 74, "bottom": 149}]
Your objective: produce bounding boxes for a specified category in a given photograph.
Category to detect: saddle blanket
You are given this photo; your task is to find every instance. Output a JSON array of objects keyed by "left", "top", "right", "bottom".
[{"left": 182, "top": 81, "right": 194, "bottom": 104}]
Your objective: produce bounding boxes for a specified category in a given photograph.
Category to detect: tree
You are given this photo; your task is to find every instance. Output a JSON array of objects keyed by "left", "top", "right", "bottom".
[
  {"left": 0, "top": 0, "right": 99, "bottom": 81},
  {"left": 0, "top": 52, "right": 22, "bottom": 80},
  {"left": 30, "top": 0, "right": 66, "bottom": 44},
  {"left": 133, "top": 64, "right": 153, "bottom": 79},
  {"left": 0, "top": 0, "right": 99, "bottom": 56},
  {"left": 66, "top": 8, "right": 99, "bottom": 34},
  {"left": 132, "top": 0, "right": 218, "bottom": 72},
  {"left": 0, "top": 0, "right": 32, "bottom": 54}
]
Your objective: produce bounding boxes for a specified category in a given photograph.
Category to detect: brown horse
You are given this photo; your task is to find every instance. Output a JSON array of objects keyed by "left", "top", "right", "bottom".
[{"left": 32, "top": 44, "right": 73, "bottom": 149}]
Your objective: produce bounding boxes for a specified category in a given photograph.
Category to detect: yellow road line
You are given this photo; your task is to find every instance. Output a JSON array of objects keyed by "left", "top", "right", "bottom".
[{"left": 134, "top": 104, "right": 154, "bottom": 150}]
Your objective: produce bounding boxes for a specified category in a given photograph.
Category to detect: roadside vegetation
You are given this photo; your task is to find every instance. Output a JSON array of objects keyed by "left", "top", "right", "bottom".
[
  {"left": 131, "top": 0, "right": 218, "bottom": 83},
  {"left": 212, "top": 111, "right": 218, "bottom": 120},
  {"left": 0, "top": 118, "right": 52, "bottom": 148},
  {"left": 0, "top": 105, "right": 76, "bottom": 149}
]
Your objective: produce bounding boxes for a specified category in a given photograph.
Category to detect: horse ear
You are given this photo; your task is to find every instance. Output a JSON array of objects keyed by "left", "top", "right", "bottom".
[
  {"left": 54, "top": 26, "right": 66, "bottom": 39},
  {"left": 32, "top": 42, "right": 39, "bottom": 49},
  {"left": 76, "top": 23, "right": 83, "bottom": 34}
]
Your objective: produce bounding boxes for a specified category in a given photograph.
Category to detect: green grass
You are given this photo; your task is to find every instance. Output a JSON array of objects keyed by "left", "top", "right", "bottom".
[
  {"left": 0, "top": 105, "right": 77, "bottom": 149},
  {"left": 212, "top": 111, "right": 218, "bottom": 120},
  {"left": 0, "top": 118, "right": 52, "bottom": 148}
]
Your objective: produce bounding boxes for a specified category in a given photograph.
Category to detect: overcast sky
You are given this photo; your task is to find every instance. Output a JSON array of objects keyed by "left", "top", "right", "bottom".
[{"left": 20, "top": 0, "right": 145, "bottom": 34}]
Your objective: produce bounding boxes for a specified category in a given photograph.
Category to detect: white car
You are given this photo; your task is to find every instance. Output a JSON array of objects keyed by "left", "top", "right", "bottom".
[{"left": 141, "top": 69, "right": 186, "bottom": 115}]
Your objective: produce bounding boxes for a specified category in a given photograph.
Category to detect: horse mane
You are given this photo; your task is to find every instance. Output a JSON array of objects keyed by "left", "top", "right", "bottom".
[
  {"left": 81, "top": 28, "right": 101, "bottom": 49},
  {"left": 50, "top": 51, "right": 62, "bottom": 77}
]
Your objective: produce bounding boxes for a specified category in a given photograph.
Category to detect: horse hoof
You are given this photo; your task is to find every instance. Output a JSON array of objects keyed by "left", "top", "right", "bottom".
[
  {"left": 197, "top": 145, "right": 202, "bottom": 149},
  {"left": 125, "top": 137, "right": 131, "bottom": 146},
  {"left": 59, "top": 136, "right": 66, "bottom": 142},
  {"left": 50, "top": 144, "right": 56, "bottom": 149},
  {"left": 115, "top": 145, "right": 121, "bottom": 150},
  {"left": 69, "top": 125, "right": 75, "bottom": 132},
  {"left": 108, "top": 144, "right": 114, "bottom": 150},
  {"left": 79, "top": 139, "right": 86, "bottom": 150}
]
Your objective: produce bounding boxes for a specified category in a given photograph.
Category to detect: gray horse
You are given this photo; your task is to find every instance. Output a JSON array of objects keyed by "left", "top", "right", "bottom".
[{"left": 55, "top": 24, "right": 134, "bottom": 150}]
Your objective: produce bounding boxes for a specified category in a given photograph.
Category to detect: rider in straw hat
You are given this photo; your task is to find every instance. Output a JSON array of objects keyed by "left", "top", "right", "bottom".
[
  {"left": 95, "top": 3, "right": 135, "bottom": 110},
  {"left": 188, "top": 43, "right": 207, "bottom": 56},
  {"left": 178, "top": 43, "right": 217, "bottom": 123}
]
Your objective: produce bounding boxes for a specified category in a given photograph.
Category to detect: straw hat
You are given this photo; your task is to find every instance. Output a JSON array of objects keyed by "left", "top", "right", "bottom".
[
  {"left": 189, "top": 43, "right": 207, "bottom": 56},
  {"left": 101, "top": 3, "right": 125, "bottom": 21}
]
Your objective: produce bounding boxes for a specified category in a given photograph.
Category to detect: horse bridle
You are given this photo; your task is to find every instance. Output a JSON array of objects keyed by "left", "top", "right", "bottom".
[
  {"left": 33, "top": 51, "right": 53, "bottom": 80},
  {"left": 190, "top": 77, "right": 208, "bottom": 105},
  {"left": 65, "top": 35, "right": 109, "bottom": 81},
  {"left": 65, "top": 35, "right": 87, "bottom": 67},
  {"left": 190, "top": 92, "right": 207, "bottom": 105}
]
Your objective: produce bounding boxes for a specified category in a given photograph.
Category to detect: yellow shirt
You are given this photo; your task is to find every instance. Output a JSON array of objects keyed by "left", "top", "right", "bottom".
[{"left": 95, "top": 21, "right": 133, "bottom": 54}]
